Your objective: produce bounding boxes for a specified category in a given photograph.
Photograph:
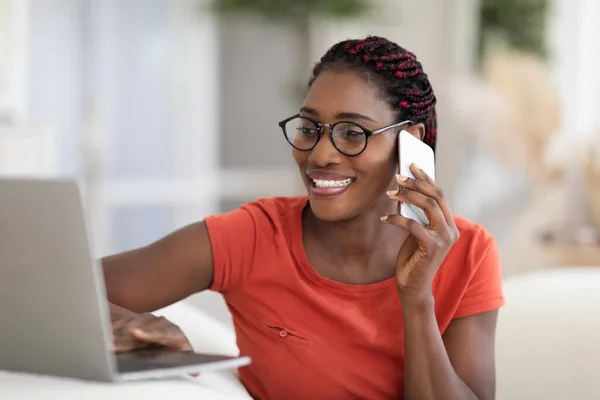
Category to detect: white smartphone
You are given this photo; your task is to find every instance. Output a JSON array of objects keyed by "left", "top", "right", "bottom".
[{"left": 397, "top": 130, "right": 436, "bottom": 226}]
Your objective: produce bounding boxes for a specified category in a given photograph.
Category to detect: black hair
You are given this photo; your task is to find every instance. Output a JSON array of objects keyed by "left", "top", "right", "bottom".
[{"left": 309, "top": 36, "right": 437, "bottom": 151}]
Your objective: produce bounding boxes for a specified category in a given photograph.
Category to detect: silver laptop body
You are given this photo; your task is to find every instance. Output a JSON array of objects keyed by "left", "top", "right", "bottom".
[{"left": 0, "top": 178, "right": 250, "bottom": 381}]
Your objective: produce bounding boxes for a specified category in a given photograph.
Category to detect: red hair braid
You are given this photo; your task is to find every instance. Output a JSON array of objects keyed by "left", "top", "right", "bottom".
[{"left": 310, "top": 36, "right": 438, "bottom": 151}]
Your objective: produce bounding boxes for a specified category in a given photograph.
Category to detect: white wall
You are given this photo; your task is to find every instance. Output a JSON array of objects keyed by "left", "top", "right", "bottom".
[
  {"left": 312, "top": 0, "right": 480, "bottom": 209},
  {"left": 547, "top": 0, "right": 600, "bottom": 227},
  {"left": 26, "top": 0, "right": 85, "bottom": 175},
  {"left": 17, "top": 0, "right": 484, "bottom": 328}
]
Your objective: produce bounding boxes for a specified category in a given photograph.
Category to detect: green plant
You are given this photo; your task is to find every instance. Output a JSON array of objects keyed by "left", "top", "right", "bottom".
[
  {"left": 210, "top": 0, "right": 373, "bottom": 100},
  {"left": 212, "top": 0, "right": 371, "bottom": 20},
  {"left": 478, "top": 0, "right": 549, "bottom": 62}
]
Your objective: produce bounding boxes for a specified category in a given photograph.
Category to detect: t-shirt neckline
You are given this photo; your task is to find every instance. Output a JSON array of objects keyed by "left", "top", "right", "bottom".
[{"left": 292, "top": 196, "right": 397, "bottom": 294}]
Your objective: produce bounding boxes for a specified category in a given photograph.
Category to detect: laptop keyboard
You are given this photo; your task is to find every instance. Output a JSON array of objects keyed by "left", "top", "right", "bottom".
[{"left": 115, "top": 349, "right": 238, "bottom": 373}]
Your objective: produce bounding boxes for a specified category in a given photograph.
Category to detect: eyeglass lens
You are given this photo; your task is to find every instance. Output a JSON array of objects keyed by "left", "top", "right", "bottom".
[{"left": 283, "top": 117, "right": 367, "bottom": 156}]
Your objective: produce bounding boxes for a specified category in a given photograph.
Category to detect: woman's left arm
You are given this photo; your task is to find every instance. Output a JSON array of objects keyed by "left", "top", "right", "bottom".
[
  {"left": 402, "top": 296, "right": 498, "bottom": 400},
  {"left": 383, "top": 164, "right": 500, "bottom": 400}
]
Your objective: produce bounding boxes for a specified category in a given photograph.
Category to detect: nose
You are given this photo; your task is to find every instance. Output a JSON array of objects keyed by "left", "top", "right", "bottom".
[{"left": 307, "top": 126, "right": 343, "bottom": 167}]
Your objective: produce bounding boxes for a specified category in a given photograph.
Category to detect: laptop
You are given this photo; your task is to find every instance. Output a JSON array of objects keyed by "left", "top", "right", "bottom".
[{"left": 0, "top": 177, "right": 251, "bottom": 381}]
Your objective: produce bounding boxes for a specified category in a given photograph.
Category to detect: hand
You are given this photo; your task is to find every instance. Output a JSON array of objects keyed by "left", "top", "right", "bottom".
[
  {"left": 381, "top": 164, "right": 460, "bottom": 300},
  {"left": 112, "top": 311, "right": 193, "bottom": 354}
]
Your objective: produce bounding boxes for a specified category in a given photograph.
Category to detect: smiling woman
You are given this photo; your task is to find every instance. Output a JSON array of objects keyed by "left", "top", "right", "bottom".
[{"left": 102, "top": 36, "right": 504, "bottom": 400}]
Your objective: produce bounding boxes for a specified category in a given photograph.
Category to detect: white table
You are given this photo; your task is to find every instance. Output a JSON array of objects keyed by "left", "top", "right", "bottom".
[
  {"left": 0, "top": 302, "right": 252, "bottom": 400},
  {"left": 0, "top": 370, "right": 250, "bottom": 400}
]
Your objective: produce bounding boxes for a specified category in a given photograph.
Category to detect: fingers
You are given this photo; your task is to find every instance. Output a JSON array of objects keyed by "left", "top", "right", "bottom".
[
  {"left": 381, "top": 214, "right": 458, "bottom": 257},
  {"left": 395, "top": 164, "right": 456, "bottom": 228},
  {"left": 112, "top": 313, "right": 192, "bottom": 353},
  {"left": 130, "top": 328, "right": 191, "bottom": 351},
  {"left": 381, "top": 213, "right": 431, "bottom": 244},
  {"left": 112, "top": 313, "right": 154, "bottom": 353},
  {"left": 112, "top": 312, "right": 154, "bottom": 331},
  {"left": 386, "top": 188, "right": 445, "bottom": 228},
  {"left": 130, "top": 316, "right": 193, "bottom": 351},
  {"left": 113, "top": 332, "right": 147, "bottom": 353},
  {"left": 386, "top": 164, "right": 460, "bottom": 245}
]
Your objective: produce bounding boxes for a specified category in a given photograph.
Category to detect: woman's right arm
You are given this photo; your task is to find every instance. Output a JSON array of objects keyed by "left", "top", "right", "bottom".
[
  {"left": 102, "top": 221, "right": 214, "bottom": 316},
  {"left": 102, "top": 221, "right": 215, "bottom": 352}
]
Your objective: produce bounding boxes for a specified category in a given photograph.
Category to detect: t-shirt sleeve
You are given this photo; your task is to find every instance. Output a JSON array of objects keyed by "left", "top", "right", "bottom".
[
  {"left": 454, "top": 234, "right": 505, "bottom": 319},
  {"left": 204, "top": 205, "right": 258, "bottom": 294}
]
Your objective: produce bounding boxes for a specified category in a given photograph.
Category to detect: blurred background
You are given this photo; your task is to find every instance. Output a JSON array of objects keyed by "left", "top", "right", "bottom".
[{"left": 0, "top": 0, "right": 599, "bottom": 326}]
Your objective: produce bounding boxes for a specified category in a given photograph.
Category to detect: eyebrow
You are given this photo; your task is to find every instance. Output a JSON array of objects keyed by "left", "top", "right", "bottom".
[{"left": 299, "top": 107, "right": 377, "bottom": 123}]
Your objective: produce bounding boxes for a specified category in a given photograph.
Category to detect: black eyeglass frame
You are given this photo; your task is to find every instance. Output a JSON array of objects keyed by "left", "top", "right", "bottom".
[{"left": 278, "top": 114, "right": 414, "bottom": 156}]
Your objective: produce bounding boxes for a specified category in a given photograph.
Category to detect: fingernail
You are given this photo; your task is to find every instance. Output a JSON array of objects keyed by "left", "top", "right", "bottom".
[
  {"left": 380, "top": 215, "right": 389, "bottom": 221},
  {"left": 396, "top": 174, "right": 408, "bottom": 181},
  {"left": 386, "top": 189, "right": 398, "bottom": 196}
]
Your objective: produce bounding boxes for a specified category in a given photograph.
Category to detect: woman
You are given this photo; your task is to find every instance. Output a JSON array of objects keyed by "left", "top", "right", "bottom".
[{"left": 105, "top": 36, "right": 504, "bottom": 400}]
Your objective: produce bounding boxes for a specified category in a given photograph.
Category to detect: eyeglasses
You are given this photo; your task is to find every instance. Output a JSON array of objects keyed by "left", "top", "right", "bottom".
[{"left": 278, "top": 114, "right": 413, "bottom": 156}]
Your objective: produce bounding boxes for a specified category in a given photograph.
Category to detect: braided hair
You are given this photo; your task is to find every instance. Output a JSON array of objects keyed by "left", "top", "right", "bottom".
[{"left": 309, "top": 36, "right": 438, "bottom": 152}]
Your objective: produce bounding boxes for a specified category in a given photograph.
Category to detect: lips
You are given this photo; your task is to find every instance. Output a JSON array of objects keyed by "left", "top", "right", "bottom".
[
  {"left": 306, "top": 171, "right": 355, "bottom": 198},
  {"left": 312, "top": 177, "right": 353, "bottom": 188}
]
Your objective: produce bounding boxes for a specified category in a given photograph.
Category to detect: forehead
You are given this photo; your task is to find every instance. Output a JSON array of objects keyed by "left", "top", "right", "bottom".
[{"left": 303, "top": 70, "right": 393, "bottom": 123}]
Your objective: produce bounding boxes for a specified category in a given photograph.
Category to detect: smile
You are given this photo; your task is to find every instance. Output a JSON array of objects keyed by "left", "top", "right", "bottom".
[{"left": 312, "top": 178, "right": 354, "bottom": 188}]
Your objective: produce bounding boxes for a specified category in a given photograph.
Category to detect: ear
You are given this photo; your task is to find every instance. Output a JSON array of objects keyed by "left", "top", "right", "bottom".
[{"left": 403, "top": 123, "right": 425, "bottom": 141}]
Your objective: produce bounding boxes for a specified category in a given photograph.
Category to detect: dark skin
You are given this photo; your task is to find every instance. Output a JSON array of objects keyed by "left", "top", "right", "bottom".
[
  {"left": 102, "top": 70, "right": 498, "bottom": 400},
  {"left": 103, "top": 222, "right": 213, "bottom": 352},
  {"left": 296, "top": 70, "right": 497, "bottom": 400}
]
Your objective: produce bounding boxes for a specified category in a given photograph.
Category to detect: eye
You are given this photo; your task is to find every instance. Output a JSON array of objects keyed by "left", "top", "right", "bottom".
[
  {"left": 296, "top": 127, "right": 318, "bottom": 136},
  {"left": 345, "top": 129, "right": 363, "bottom": 137},
  {"left": 333, "top": 124, "right": 366, "bottom": 143}
]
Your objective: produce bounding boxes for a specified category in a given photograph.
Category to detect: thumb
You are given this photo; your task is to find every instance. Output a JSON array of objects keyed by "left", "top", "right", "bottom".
[
  {"left": 130, "top": 328, "right": 161, "bottom": 343},
  {"left": 131, "top": 328, "right": 191, "bottom": 351}
]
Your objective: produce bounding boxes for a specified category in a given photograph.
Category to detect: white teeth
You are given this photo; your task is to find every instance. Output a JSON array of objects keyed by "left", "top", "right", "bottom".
[{"left": 312, "top": 178, "right": 353, "bottom": 188}]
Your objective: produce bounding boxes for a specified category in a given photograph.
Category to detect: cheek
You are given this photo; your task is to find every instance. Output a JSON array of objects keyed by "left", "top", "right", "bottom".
[
  {"left": 355, "top": 140, "right": 397, "bottom": 181},
  {"left": 365, "top": 154, "right": 396, "bottom": 176},
  {"left": 368, "top": 137, "right": 397, "bottom": 167},
  {"left": 292, "top": 148, "right": 307, "bottom": 167}
]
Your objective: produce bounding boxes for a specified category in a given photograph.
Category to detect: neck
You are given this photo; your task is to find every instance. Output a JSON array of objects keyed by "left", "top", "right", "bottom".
[{"left": 304, "top": 194, "right": 409, "bottom": 271}]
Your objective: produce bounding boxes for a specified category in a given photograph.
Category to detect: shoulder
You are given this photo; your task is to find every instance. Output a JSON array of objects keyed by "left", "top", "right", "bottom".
[
  {"left": 243, "top": 196, "right": 308, "bottom": 216},
  {"left": 239, "top": 196, "right": 307, "bottom": 225},
  {"left": 437, "top": 216, "right": 499, "bottom": 278},
  {"left": 205, "top": 196, "right": 307, "bottom": 237},
  {"left": 203, "top": 196, "right": 308, "bottom": 293},
  {"left": 453, "top": 216, "right": 496, "bottom": 252}
]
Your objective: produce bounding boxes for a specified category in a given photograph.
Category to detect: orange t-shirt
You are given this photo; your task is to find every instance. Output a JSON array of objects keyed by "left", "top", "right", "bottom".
[{"left": 205, "top": 196, "right": 504, "bottom": 400}]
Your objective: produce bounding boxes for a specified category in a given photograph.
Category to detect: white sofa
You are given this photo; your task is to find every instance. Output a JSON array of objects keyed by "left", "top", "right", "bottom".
[
  {"left": 495, "top": 267, "right": 600, "bottom": 400},
  {"left": 2, "top": 267, "right": 600, "bottom": 399}
]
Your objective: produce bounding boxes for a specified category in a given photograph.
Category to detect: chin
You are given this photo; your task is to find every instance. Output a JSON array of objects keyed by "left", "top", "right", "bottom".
[
  {"left": 307, "top": 200, "right": 351, "bottom": 222},
  {"left": 305, "top": 190, "right": 363, "bottom": 222}
]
